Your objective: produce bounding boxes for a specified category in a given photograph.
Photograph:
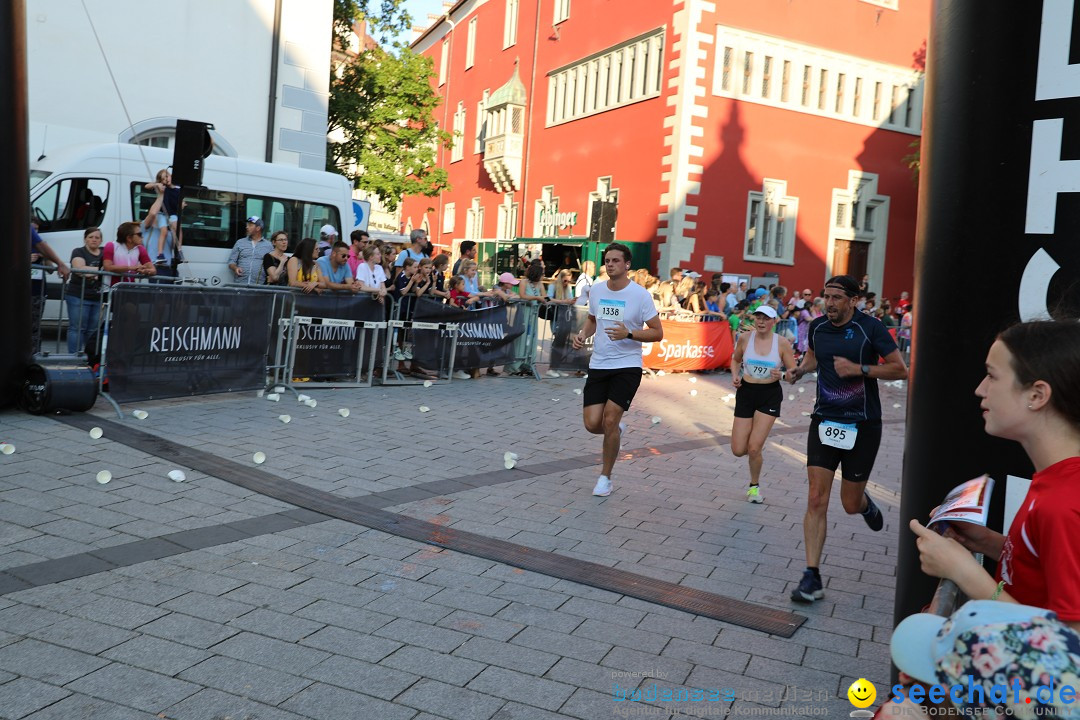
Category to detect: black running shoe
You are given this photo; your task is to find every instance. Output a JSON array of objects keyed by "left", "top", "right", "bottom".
[
  {"left": 862, "top": 493, "right": 883, "bottom": 532},
  {"left": 790, "top": 569, "right": 823, "bottom": 603}
]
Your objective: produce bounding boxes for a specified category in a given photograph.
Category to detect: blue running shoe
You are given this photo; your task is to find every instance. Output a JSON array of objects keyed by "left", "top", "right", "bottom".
[
  {"left": 862, "top": 493, "right": 883, "bottom": 532},
  {"left": 790, "top": 569, "right": 823, "bottom": 603}
]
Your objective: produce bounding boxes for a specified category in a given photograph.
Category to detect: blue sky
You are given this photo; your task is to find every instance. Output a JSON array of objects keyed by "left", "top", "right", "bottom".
[{"left": 398, "top": 0, "right": 447, "bottom": 45}]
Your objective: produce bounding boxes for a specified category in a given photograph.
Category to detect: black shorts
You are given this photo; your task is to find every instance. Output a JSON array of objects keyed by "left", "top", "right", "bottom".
[
  {"left": 806, "top": 417, "right": 882, "bottom": 482},
  {"left": 583, "top": 367, "right": 643, "bottom": 412},
  {"left": 734, "top": 381, "right": 782, "bottom": 418}
]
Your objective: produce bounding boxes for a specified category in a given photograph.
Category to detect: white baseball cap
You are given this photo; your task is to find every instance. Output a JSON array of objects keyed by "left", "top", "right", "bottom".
[
  {"left": 753, "top": 305, "right": 778, "bottom": 319},
  {"left": 320, "top": 224, "right": 338, "bottom": 237}
]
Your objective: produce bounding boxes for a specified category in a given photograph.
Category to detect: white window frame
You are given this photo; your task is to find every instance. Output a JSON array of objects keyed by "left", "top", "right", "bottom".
[
  {"left": 466, "top": 17, "right": 477, "bottom": 69},
  {"left": 534, "top": 185, "right": 558, "bottom": 236},
  {"left": 442, "top": 204, "right": 455, "bottom": 234},
  {"left": 827, "top": 170, "right": 890, "bottom": 292},
  {"left": 452, "top": 102, "right": 466, "bottom": 162},
  {"left": 547, "top": 27, "right": 664, "bottom": 127},
  {"left": 497, "top": 193, "right": 519, "bottom": 239},
  {"left": 475, "top": 90, "right": 490, "bottom": 154},
  {"left": 554, "top": 0, "right": 570, "bottom": 25},
  {"left": 712, "top": 25, "right": 922, "bottom": 135},
  {"left": 439, "top": 39, "right": 449, "bottom": 86},
  {"left": 504, "top": 0, "right": 519, "bottom": 49},
  {"left": 465, "top": 198, "right": 485, "bottom": 240},
  {"left": 744, "top": 178, "right": 798, "bottom": 265}
]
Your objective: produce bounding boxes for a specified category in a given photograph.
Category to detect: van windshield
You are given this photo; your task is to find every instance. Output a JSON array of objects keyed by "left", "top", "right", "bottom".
[{"left": 29, "top": 170, "right": 51, "bottom": 190}]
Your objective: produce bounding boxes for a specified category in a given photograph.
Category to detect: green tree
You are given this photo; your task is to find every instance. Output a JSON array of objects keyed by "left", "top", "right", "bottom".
[{"left": 328, "top": 0, "right": 451, "bottom": 210}]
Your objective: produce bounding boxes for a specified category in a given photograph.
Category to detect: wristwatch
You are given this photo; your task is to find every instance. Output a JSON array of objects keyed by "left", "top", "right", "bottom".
[
  {"left": 627, "top": 331, "right": 634, "bottom": 341},
  {"left": 860, "top": 364, "right": 870, "bottom": 376}
]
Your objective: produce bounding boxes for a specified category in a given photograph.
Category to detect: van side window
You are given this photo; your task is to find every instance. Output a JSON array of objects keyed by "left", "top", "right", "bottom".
[
  {"left": 132, "top": 182, "right": 240, "bottom": 250},
  {"left": 182, "top": 188, "right": 241, "bottom": 250},
  {"left": 32, "top": 178, "right": 108, "bottom": 232}
]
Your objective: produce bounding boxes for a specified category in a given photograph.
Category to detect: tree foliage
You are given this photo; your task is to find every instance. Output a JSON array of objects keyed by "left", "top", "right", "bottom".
[{"left": 328, "top": 0, "right": 451, "bottom": 211}]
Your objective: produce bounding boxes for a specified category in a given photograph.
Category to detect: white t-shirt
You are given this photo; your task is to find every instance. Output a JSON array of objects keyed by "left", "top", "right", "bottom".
[
  {"left": 356, "top": 262, "right": 387, "bottom": 288},
  {"left": 588, "top": 279, "right": 658, "bottom": 370}
]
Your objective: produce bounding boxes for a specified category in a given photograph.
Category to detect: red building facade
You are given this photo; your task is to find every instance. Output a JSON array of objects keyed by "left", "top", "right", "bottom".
[{"left": 401, "top": 0, "right": 927, "bottom": 299}]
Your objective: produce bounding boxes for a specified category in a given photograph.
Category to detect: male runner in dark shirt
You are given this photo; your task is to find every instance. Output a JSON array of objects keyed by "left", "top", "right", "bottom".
[{"left": 788, "top": 274, "right": 908, "bottom": 602}]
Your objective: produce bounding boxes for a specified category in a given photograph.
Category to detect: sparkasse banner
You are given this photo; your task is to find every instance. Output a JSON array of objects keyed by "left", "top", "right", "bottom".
[{"left": 641, "top": 320, "right": 733, "bottom": 372}]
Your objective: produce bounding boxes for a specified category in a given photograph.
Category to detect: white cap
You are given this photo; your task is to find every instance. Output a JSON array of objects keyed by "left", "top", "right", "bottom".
[
  {"left": 320, "top": 224, "right": 338, "bottom": 237},
  {"left": 753, "top": 305, "right": 778, "bottom": 319}
]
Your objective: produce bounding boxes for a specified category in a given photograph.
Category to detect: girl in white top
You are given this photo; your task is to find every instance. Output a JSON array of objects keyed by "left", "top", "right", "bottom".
[
  {"left": 729, "top": 305, "right": 797, "bottom": 503},
  {"left": 355, "top": 244, "right": 389, "bottom": 302}
]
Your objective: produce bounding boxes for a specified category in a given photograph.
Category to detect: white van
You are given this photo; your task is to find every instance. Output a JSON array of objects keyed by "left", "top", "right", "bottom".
[{"left": 30, "top": 143, "right": 354, "bottom": 288}]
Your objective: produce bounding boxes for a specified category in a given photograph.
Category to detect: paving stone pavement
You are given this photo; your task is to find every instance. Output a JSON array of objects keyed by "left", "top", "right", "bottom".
[{"left": 0, "top": 370, "right": 910, "bottom": 719}]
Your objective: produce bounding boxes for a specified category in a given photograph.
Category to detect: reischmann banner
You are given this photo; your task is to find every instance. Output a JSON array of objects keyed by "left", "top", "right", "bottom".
[{"left": 105, "top": 285, "right": 274, "bottom": 402}]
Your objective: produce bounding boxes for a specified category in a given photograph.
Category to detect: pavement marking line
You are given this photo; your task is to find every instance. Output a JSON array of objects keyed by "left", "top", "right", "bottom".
[{"left": 34, "top": 412, "right": 828, "bottom": 636}]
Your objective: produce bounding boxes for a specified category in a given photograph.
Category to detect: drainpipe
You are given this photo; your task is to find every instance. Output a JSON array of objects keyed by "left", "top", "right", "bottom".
[
  {"left": 265, "top": 0, "right": 283, "bottom": 162},
  {"left": 518, "top": 0, "right": 542, "bottom": 239},
  {"left": 436, "top": 12, "right": 457, "bottom": 245}
]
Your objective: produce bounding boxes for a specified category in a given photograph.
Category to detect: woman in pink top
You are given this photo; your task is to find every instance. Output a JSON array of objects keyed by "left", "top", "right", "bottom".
[{"left": 102, "top": 221, "right": 156, "bottom": 285}]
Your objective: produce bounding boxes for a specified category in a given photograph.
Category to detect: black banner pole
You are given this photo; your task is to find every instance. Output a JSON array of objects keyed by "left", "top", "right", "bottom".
[
  {"left": 896, "top": 0, "right": 1080, "bottom": 626},
  {"left": 0, "top": 0, "right": 30, "bottom": 407}
]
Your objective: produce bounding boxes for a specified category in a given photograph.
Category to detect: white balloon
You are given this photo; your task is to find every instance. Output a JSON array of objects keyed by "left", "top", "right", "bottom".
[
  {"left": 167, "top": 470, "right": 186, "bottom": 483},
  {"left": 95, "top": 470, "right": 112, "bottom": 484},
  {"left": 88, "top": 427, "right": 103, "bottom": 439},
  {"left": 252, "top": 452, "right": 266, "bottom": 464}
]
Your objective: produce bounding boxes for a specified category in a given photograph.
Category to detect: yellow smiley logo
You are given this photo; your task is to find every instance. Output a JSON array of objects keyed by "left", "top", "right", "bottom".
[{"left": 847, "top": 678, "right": 877, "bottom": 708}]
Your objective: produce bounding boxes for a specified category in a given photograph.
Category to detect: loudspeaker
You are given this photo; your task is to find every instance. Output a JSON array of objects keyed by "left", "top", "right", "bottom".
[
  {"left": 172, "top": 120, "right": 215, "bottom": 188},
  {"left": 589, "top": 200, "right": 618, "bottom": 244},
  {"left": 23, "top": 363, "right": 98, "bottom": 415}
]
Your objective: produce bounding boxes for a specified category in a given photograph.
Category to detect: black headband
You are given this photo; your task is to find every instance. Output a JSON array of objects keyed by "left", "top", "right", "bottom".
[{"left": 824, "top": 276, "right": 860, "bottom": 297}]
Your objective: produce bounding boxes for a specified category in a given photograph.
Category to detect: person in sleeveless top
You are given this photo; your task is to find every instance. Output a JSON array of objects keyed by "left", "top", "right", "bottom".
[{"left": 729, "top": 305, "right": 797, "bottom": 503}]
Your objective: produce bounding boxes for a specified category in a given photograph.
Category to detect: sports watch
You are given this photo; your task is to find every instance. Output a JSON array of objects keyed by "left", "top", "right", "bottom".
[{"left": 860, "top": 364, "right": 870, "bottom": 376}]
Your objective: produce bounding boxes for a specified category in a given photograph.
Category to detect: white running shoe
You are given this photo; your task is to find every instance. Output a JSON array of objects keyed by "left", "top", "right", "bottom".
[
  {"left": 592, "top": 475, "right": 612, "bottom": 497},
  {"left": 747, "top": 485, "right": 763, "bottom": 504},
  {"left": 452, "top": 370, "right": 470, "bottom": 380},
  {"left": 393, "top": 348, "right": 406, "bottom": 361}
]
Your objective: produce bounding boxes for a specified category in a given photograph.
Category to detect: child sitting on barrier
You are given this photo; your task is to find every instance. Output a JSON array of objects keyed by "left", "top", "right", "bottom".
[{"left": 448, "top": 275, "right": 480, "bottom": 308}]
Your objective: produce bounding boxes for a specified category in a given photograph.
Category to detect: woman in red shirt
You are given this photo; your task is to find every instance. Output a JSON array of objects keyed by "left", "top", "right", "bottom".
[{"left": 911, "top": 320, "right": 1080, "bottom": 630}]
